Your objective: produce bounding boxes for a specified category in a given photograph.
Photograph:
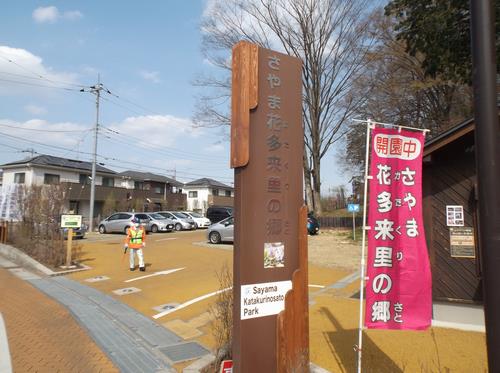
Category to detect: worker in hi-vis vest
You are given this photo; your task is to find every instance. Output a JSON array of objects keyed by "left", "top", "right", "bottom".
[{"left": 124, "top": 217, "right": 146, "bottom": 271}]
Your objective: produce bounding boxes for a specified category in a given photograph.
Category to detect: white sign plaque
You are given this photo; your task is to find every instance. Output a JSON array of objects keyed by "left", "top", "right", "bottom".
[
  {"left": 61, "top": 214, "right": 82, "bottom": 228},
  {"left": 240, "top": 280, "right": 292, "bottom": 320}
]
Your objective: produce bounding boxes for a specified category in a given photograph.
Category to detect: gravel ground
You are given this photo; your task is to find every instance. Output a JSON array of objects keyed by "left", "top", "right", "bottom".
[{"left": 308, "top": 229, "right": 363, "bottom": 271}]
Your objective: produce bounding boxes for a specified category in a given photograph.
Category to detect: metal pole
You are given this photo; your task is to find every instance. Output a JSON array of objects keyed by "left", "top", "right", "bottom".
[
  {"left": 356, "top": 119, "right": 373, "bottom": 373},
  {"left": 89, "top": 75, "right": 101, "bottom": 232},
  {"left": 470, "top": 1, "right": 500, "bottom": 371},
  {"left": 353, "top": 211, "right": 356, "bottom": 241}
]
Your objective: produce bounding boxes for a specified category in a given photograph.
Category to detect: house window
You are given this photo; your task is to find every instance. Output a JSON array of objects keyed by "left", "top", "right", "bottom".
[
  {"left": 44, "top": 173, "right": 60, "bottom": 185},
  {"left": 212, "top": 188, "right": 219, "bottom": 196},
  {"left": 154, "top": 186, "right": 163, "bottom": 194},
  {"left": 102, "top": 177, "right": 114, "bottom": 187},
  {"left": 225, "top": 190, "right": 231, "bottom": 197},
  {"left": 69, "top": 201, "right": 79, "bottom": 214},
  {"left": 189, "top": 191, "right": 198, "bottom": 198},
  {"left": 134, "top": 181, "right": 144, "bottom": 190},
  {"left": 14, "top": 173, "right": 25, "bottom": 184},
  {"left": 79, "top": 174, "right": 90, "bottom": 184}
]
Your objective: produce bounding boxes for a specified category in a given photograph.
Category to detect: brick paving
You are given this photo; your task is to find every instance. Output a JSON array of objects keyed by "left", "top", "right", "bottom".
[{"left": 0, "top": 268, "right": 118, "bottom": 373}]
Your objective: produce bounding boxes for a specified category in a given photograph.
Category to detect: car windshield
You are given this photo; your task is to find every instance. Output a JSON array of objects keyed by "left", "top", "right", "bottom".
[
  {"left": 219, "top": 216, "right": 233, "bottom": 225},
  {"left": 150, "top": 213, "right": 166, "bottom": 220},
  {"left": 172, "top": 212, "right": 188, "bottom": 218},
  {"left": 188, "top": 212, "right": 203, "bottom": 218}
]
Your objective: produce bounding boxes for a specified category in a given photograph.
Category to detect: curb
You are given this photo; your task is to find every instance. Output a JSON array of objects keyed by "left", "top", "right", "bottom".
[
  {"left": 181, "top": 355, "right": 331, "bottom": 373},
  {"left": 0, "top": 243, "right": 91, "bottom": 276},
  {"left": 0, "top": 313, "right": 13, "bottom": 373}
]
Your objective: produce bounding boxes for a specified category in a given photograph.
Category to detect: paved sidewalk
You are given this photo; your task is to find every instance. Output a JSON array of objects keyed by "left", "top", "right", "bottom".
[{"left": 0, "top": 267, "right": 118, "bottom": 373}]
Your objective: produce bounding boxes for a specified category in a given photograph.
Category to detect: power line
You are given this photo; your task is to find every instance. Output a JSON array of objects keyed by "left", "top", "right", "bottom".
[
  {"left": 99, "top": 124, "right": 228, "bottom": 163},
  {"left": 0, "top": 122, "right": 92, "bottom": 133},
  {"left": 0, "top": 77, "right": 81, "bottom": 91},
  {"left": 0, "top": 55, "right": 86, "bottom": 88}
]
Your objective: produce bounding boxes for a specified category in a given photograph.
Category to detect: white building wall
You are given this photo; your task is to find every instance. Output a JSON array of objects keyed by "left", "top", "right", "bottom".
[{"left": 184, "top": 187, "right": 210, "bottom": 213}]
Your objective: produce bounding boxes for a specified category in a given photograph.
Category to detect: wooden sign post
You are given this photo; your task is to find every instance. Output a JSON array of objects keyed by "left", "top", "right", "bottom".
[
  {"left": 231, "top": 41, "right": 309, "bottom": 372},
  {"left": 61, "top": 214, "right": 82, "bottom": 267}
]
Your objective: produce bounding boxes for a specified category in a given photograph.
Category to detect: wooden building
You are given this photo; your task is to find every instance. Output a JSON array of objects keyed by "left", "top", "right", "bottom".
[{"left": 423, "top": 117, "right": 482, "bottom": 304}]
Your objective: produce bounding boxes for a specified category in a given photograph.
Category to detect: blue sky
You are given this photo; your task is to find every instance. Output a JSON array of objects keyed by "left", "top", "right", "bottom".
[{"left": 0, "top": 1, "right": 349, "bottom": 192}]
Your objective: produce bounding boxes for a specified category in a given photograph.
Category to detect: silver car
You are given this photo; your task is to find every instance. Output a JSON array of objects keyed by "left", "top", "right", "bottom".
[
  {"left": 145, "top": 213, "right": 175, "bottom": 233},
  {"left": 98, "top": 212, "right": 150, "bottom": 234},
  {"left": 206, "top": 216, "right": 234, "bottom": 244},
  {"left": 181, "top": 211, "right": 212, "bottom": 229},
  {"left": 158, "top": 211, "right": 196, "bottom": 231}
]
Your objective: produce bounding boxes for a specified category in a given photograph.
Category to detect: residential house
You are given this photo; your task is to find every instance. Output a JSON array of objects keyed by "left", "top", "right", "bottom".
[
  {"left": 183, "top": 177, "right": 234, "bottom": 214},
  {"left": 0, "top": 155, "right": 186, "bottom": 223},
  {"left": 115, "top": 171, "right": 185, "bottom": 211}
]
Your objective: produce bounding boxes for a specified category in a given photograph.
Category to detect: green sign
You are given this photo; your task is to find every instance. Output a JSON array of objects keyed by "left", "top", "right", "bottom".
[{"left": 61, "top": 215, "right": 82, "bottom": 228}]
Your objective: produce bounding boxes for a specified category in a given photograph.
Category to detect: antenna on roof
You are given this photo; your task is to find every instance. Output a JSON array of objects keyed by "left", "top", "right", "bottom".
[{"left": 22, "top": 148, "right": 36, "bottom": 158}]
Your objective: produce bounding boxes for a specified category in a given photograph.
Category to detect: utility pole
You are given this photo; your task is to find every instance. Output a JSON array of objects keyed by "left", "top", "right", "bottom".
[
  {"left": 470, "top": 1, "right": 500, "bottom": 371},
  {"left": 81, "top": 75, "right": 104, "bottom": 232}
]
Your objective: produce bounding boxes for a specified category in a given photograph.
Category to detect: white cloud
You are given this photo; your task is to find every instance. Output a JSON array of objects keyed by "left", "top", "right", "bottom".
[
  {"left": 63, "top": 10, "right": 83, "bottom": 21},
  {"left": 110, "top": 115, "right": 202, "bottom": 148},
  {"left": 204, "top": 143, "right": 224, "bottom": 153},
  {"left": 0, "top": 45, "right": 79, "bottom": 95},
  {"left": 32, "top": 6, "right": 83, "bottom": 24},
  {"left": 33, "top": 6, "right": 59, "bottom": 23},
  {"left": 139, "top": 70, "right": 161, "bottom": 84},
  {"left": 24, "top": 104, "right": 48, "bottom": 116},
  {"left": 0, "top": 118, "right": 89, "bottom": 149}
]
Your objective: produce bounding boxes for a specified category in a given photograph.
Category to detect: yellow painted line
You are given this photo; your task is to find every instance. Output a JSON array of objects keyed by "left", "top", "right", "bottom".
[{"left": 153, "top": 287, "right": 232, "bottom": 319}]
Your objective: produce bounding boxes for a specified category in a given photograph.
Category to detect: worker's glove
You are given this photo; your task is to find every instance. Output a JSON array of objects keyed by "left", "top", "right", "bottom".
[
  {"left": 142, "top": 242, "right": 146, "bottom": 248},
  {"left": 123, "top": 245, "right": 128, "bottom": 253}
]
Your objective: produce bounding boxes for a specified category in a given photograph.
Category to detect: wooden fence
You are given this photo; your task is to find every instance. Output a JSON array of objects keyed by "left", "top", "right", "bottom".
[{"left": 318, "top": 216, "right": 363, "bottom": 229}]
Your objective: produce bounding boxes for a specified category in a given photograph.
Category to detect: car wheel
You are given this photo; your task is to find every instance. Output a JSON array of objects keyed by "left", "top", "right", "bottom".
[
  {"left": 124, "top": 226, "right": 130, "bottom": 234},
  {"left": 151, "top": 225, "right": 158, "bottom": 233},
  {"left": 175, "top": 223, "right": 182, "bottom": 231},
  {"left": 98, "top": 225, "right": 106, "bottom": 234},
  {"left": 209, "top": 231, "right": 221, "bottom": 244},
  {"left": 194, "top": 222, "right": 199, "bottom": 229}
]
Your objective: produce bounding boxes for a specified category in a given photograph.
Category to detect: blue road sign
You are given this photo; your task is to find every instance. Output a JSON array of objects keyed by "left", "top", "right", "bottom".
[{"left": 347, "top": 203, "right": 360, "bottom": 213}]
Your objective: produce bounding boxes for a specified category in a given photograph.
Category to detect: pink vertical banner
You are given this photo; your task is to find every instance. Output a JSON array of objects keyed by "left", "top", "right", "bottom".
[{"left": 364, "top": 127, "right": 432, "bottom": 330}]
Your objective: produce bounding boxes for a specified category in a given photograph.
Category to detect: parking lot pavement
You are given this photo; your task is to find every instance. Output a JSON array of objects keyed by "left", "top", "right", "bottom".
[{"left": 69, "top": 229, "right": 488, "bottom": 372}]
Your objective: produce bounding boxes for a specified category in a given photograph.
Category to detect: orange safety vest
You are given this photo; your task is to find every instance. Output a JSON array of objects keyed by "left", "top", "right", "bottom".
[{"left": 126, "top": 226, "right": 145, "bottom": 249}]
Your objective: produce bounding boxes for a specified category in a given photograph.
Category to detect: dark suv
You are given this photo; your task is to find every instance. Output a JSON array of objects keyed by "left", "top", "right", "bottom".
[{"left": 206, "top": 206, "right": 233, "bottom": 224}]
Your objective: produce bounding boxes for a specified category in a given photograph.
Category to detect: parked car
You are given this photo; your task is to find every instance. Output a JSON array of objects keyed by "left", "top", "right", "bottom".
[
  {"left": 145, "top": 213, "right": 175, "bottom": 233},
  {"left": 157, "top": 211, "right": 196, "bottom": 231},
  {"left": 207, "top": 216, "right": 234, "bottom": 244},
  {"left": 62, "top": 223, "right": 87, "bottom": 239},
  {"left": 307, "top": 212, "right": 320, "bottom": 235},
  {"left": 181, "top": 211, "right": 212, "bottom": 229},
  {"left": 98, "top": 212, "right": 151, "bottom": 234},
  {"left": 206, "top": 206, "right": 233, "bottom": 224}
]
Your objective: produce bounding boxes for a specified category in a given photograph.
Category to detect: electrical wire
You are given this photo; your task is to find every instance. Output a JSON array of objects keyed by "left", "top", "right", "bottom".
[{"left": 0, "top": 122, "right": 92, "bottom": 133}]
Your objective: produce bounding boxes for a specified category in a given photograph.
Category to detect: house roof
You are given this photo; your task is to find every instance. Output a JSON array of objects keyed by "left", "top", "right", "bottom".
[
  {"left": 184, "top": 177, "right": 233, "bottom": 190},
  {"left": 0, "top": 155, "right": 116, "bottom": 174},
  {"left": 424, "top": 105, "right": 500, "bottom": 156},
  {"left": 117, "top": 171, "right": 182, "bottom": 187}
]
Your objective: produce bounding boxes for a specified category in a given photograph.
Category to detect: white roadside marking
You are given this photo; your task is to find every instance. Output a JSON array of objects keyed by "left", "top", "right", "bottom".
[
  {"left": 125, "top": 267, "right": 185, "bottom": 283},
  {"left": 154, "top": 237, "right": 178, "bottom": 242},
  {"left": 308, "top": 284, "right": 326, "bottom": 288},
  {"left": 153, "top": 287, "right": 232, "bottom": 319}
]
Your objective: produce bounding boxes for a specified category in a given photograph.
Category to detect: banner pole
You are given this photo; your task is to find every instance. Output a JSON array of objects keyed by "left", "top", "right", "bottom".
[{"left": 356, "top": 119, "right": 373, "bottom": 373}]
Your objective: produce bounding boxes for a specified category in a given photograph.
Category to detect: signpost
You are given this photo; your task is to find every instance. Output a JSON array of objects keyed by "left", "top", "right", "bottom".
[
  {"left": 61, "top": 214, "right": 82, "bottom": 267},
  {"left": 231, "top": 41, "right": 308, "bottom": 372},
  {"left": 347, "top": 203, "right": 360, "bottom": 240}
]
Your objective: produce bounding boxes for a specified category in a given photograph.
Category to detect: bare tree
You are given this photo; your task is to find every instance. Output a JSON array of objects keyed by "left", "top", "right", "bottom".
[
  {"left": 196, "top": 0, "right": 376, "bottom": 215},
  {"left": 339, "top": 10, "right": 473, "bottom": 175}
]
